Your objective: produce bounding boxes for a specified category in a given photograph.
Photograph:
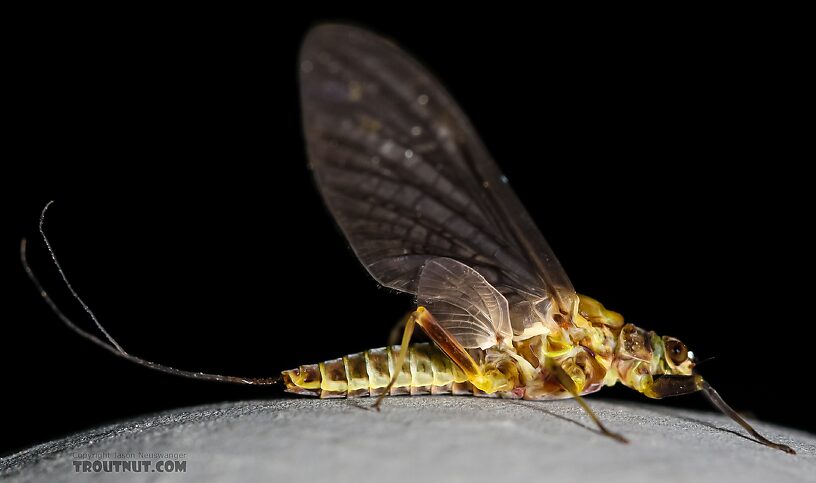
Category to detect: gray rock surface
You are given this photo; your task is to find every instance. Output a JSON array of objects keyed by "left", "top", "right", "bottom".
[{"left": 1, "top": 398, "right": 814, "bottom": 483}]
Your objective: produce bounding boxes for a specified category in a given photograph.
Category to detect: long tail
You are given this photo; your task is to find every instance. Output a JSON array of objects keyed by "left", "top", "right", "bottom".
[{"left": 21, "top": 201, "right": 279, "bottom": 386}]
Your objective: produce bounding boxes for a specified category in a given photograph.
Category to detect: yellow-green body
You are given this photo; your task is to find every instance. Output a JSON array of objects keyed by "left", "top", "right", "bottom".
[
  {"left": 283, "top": 343, "right": 476, "bottom": 398},
  {"left": 282, "top": 295, "right": 695, "bottom": 400}
]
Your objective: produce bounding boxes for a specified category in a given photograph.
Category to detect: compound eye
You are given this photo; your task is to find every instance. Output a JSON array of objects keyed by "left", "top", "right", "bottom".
[{"left": 664, "top": 337, "right": 688, "bottom": 365}]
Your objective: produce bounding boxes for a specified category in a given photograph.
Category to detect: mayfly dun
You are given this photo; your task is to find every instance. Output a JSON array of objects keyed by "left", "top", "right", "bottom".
[{"left": 22, "top": 24, "right": 795, "bottom": 453}]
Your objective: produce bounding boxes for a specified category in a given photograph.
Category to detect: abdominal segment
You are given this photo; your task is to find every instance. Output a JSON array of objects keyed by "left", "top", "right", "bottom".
[
  {"left": 283, "top": 343, "right": 513, "bottom": 398},
  {"left": 282, "top": 334, "right": 612, "bottom": 400}
]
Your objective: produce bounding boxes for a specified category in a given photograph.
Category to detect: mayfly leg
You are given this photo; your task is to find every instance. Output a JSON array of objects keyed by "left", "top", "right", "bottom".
[
  {"left": 549, "top": 361, "right": 628, "bottom": 444},
  {"left": 372, "top": 309, "right": 418, "bottom": 410},
  {"left": 387, "top": 311, "right": 415, "bottom": 347},
  {"left": 698, "top": 380, "right": 795, "bottom": 454},
  {"left": 374, "top": 306, "right": 483, "bottom": 410},
  {"left": 645, "top": 375, "right": 795, "bottom": 454}
]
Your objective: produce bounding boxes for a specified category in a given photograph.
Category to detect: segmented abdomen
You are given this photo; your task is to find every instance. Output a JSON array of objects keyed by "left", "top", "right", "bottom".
[{"left": 282, "top": 343, "right": 478, "bottom": 398}]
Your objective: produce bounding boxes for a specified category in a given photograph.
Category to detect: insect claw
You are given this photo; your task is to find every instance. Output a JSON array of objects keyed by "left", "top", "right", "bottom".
[
  {"left": 606, "top": 430, "right": 629, "bottom": 444},
  {"left": 594, "top": 418, "right": 628, "bottom": 444}
]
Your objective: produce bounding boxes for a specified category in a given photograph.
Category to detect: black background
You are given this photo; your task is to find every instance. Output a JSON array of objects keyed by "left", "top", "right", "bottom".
[{"left": 2, "top": 10, "right": 812, "bottom": 456}]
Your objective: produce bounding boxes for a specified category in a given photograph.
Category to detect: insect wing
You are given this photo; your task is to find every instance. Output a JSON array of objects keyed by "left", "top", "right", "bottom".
[
  {"left": 299, "top": 25, "right": 577, "bottom": 319},
  {"left": 416, "top": 257, "right": 512, "bottom": 350}
]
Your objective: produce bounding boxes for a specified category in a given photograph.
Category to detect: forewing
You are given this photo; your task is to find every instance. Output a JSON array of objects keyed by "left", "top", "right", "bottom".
[
  {"left": 300, "top": 24, "right": 577, "bottom": 317},
  {"left": 416, "top": 258, "right": 512, "bottom": 350}
]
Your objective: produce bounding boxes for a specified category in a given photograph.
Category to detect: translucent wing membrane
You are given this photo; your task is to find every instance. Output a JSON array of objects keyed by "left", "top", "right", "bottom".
[
  {"left": 300, "top": 24, "right": 577, "bottom": 319},
  {"left": 417, "top": 258, "right": 512, "bottom": 350}
]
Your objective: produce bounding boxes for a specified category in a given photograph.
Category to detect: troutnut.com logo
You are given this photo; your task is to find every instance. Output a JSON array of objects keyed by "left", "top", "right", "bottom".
[{"left": 71, "top": 451, "right": 187, "bottom": 473}]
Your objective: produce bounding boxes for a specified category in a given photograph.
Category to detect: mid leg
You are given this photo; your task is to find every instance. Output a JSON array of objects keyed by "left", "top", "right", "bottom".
[{"left": 549, "top": 361, "right": 628, "bottom": 444}]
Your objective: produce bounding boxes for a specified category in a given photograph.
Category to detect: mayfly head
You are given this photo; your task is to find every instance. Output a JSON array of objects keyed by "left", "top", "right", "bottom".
[
  {"left": 613, "top": 323, "right": 696, "bottom": 393},
  {"left": 611, "top": 321, "right": 795, "bottom": 453},
  {"left": 660, "top": 335, "right": 695, "bottom": 375}
]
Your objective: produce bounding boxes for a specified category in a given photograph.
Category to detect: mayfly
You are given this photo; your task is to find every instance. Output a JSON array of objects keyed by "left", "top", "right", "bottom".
[{"left": 22, "top": 24, "right": 794, "bottom": 453}]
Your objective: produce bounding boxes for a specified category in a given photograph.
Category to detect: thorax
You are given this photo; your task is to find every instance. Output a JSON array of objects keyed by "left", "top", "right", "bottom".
[{"left": 482, "top": 295, "right": 626, "bottom": 400}]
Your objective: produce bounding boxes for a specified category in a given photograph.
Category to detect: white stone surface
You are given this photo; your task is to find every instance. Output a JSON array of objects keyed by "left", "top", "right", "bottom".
[{"left": 1, "top": 398, "right": 814, "bottom": 483}]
